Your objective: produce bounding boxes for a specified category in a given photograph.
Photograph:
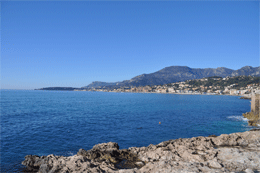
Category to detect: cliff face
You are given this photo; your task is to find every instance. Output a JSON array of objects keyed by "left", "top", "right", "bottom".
[
  {"left": 243, "top": 92, "right": 260, "bottom": 126},
  {"left": 22, "top": 130, "right": 260, "bottom": 173},
  {"left": 251, "top": 92, "right": 260, "bottom": 116}
]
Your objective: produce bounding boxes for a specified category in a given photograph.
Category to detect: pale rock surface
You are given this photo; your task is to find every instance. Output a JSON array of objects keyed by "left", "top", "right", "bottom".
[{"left": 22, "top": 130, "right": 260, "bottom": 173}]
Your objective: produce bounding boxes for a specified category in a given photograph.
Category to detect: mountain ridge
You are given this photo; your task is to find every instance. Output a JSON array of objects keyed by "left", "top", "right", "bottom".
[{"left": 84, "top": 66, "right": 260, "bottom": 88}]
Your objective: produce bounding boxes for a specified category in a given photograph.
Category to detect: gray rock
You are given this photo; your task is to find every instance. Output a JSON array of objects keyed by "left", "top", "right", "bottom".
[
  {"left": 22, "top": 131, "right": 260, "bottom": 173},
  {"left": 208, "top": 160, "right": 222, "bottom": 169},
  {"left": 38, "top": 164, "right": 50, "bottom": 173},
  {"left": 245, "top": 168, "right": 254, "bottom": 173}
]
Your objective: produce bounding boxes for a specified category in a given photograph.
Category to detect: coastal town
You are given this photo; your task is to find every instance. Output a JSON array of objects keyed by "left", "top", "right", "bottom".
[{"left": 76, "top": 76, "right": 260, "bottom": 98}]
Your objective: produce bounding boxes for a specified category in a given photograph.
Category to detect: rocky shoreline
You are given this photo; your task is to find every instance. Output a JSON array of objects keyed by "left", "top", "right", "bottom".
[
  {"left": 22, "top": 130, "right": 260, "bottom": 173},
  {"left": 243, "top": 112, "right": 260, "bottom": 126}
]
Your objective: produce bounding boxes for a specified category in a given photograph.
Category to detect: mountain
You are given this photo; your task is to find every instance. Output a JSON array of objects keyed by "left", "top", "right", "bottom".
[
  {"left": 231, "top": 66, "right": 260, "bottom": 76},
  {"left": 84, "top": 66, "right": 260, "bottom": 88}
]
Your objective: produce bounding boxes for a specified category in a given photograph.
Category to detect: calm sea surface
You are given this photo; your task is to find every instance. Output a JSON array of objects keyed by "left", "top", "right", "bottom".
[{"left": 1, "top": 90, "right": 253, "bottom": 172}]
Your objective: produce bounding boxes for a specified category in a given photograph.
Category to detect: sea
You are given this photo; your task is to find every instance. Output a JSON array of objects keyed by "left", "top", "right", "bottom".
[{"left": 1, "top": 90, "right": 253, "bottom": 172}]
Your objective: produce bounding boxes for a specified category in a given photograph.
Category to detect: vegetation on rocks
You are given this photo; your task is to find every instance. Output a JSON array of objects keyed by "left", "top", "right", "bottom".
[{"left": 243, "top": 112, "right": 260, "bottom": 126}]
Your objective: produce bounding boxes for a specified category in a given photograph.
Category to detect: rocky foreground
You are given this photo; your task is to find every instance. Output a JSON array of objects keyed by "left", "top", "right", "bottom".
[{"left": 22, "top": 130, "right": 260, "bottom": 173}]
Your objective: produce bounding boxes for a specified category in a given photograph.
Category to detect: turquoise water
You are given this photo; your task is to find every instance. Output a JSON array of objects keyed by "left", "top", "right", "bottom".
[{"left": 1, "top": 90, "right": 252, "bottom": 172}]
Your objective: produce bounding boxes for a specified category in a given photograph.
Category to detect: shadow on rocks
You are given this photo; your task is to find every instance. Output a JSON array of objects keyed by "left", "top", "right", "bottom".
[{"left": 77, "top": 142, "right": 145, "bottom": 169}]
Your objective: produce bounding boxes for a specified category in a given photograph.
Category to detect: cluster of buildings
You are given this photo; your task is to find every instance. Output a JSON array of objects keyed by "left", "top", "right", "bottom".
[{"left": 77, "top": 77, "right": 260, "bottom": 97}]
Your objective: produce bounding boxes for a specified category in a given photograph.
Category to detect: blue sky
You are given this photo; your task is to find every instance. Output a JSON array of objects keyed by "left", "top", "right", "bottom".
[{"left": 1, "top": 1, "right": 259, "bottom": 89}]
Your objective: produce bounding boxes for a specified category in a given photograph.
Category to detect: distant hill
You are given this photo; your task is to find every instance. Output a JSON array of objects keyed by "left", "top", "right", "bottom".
[
  {"left": 36, "top": 87, "right": 79, "bottom": 91},
  {"left": 85, "top": 82, "right": 118, "bottom": 88},
  {"left": 84, "top": 66, "right": 260, "bottom": 88}
]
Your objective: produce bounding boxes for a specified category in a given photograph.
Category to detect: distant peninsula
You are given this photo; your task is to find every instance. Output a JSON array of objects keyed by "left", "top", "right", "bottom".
[{"left": 35, "top": 87, "right": 80, "bottom": 91}]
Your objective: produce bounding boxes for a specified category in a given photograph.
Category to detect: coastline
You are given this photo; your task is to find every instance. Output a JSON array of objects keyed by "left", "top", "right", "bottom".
[
  {"left": 22, "top": 129, "right": 260, "bottom": 173},
  {"left": 74, "top": 89, "right": 252, "bottom": 98},
  {"left": 2, "top": 89, "right": 252, "bottom": 99}
]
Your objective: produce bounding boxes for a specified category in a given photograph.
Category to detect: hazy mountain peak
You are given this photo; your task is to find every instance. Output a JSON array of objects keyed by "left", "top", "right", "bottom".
[{"left": 240, "top": 66, "right": 253, "bottom": 70}]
